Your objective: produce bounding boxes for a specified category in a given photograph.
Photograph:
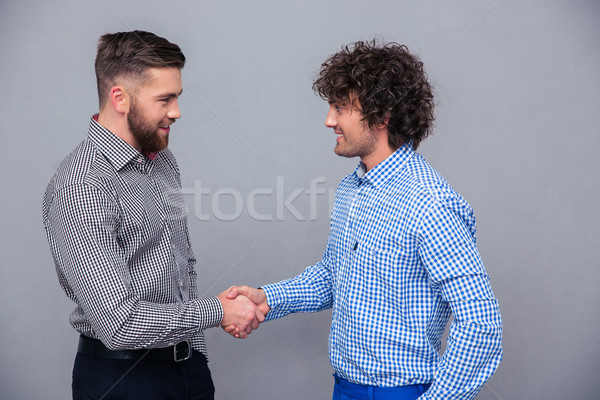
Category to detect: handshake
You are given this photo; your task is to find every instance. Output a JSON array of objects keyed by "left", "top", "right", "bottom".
[{"left": 217, "top": 286, "right": 270, "bottom": 339}]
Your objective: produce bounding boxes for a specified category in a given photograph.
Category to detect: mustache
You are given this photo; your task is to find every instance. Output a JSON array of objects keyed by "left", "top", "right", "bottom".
[{"left": 160, "top": 118, "right": 177, "bottom": 126}]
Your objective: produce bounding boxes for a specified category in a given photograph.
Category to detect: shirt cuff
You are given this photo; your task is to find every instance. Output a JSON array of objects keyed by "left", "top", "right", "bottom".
[
  {"left": 195, "top": 295, "right": 224, "bottom": 329},
  {"left": 261, "top": 282, "right": 290, "bottom": 321}
]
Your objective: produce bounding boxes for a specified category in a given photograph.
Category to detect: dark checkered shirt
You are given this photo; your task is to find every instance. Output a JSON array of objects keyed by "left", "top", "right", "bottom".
[{"left": 42, "top": 116, "right": 222, "bottom": 356}]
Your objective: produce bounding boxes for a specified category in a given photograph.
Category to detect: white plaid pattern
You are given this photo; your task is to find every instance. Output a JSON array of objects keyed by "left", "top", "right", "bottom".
[
  {"left": 263, "top": 143, "right": 502, "bottom": 398},
  {"left": 42, "top": 116, "right": 222, "bottom": 356}
]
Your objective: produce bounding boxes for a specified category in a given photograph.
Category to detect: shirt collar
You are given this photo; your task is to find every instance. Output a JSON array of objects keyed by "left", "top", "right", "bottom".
[
  {"left": 87, "top": 114, "right": 148, "bottom": 171},
  {"left": 353, "top": 141, "right": 415, "bottom": 189}
]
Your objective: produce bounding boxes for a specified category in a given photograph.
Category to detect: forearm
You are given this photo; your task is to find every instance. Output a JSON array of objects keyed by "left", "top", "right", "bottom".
[
  {"left": 261, "top": 261, "right": 333, "bottom": 321},
  {"left": 420, "top": 297, "right": 503, "bottom": 399},
  {"left": 94, "top": 295, "right": 223, "bottom": 350}
]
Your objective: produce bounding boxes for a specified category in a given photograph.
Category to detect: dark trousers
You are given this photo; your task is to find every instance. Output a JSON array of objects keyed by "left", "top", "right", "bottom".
[{"left": 72, "top": 350, "right": 215, "bottom": 400}]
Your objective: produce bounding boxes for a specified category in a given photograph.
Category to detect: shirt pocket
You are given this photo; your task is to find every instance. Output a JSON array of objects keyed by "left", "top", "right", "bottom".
[{"left": 355, "top": 242, "right": 405, "bottom": 287}]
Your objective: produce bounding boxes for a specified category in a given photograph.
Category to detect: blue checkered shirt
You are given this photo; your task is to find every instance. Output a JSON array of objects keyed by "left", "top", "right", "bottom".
[
  {"left": 262, "top": 143, "right": 502, "bottom": 399},
  {"left": 42, "top": 116, "right": 223, "bottom": 356}
]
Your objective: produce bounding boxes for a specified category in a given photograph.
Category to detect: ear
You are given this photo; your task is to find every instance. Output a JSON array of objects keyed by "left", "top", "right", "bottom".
[
  {"left": 374, "top": 114, "right": 391, "bottom": 130},
  {"left": 108, "top": 85, "right": 130, "bottom": 114}
]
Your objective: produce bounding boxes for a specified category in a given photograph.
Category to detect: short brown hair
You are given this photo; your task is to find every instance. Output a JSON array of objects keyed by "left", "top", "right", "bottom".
[
  {"left": 313, "top": 40, "right": 434, "bottom": 150},
  {"left": 94, "top": 30, "right": 185, "bottom": 107}
]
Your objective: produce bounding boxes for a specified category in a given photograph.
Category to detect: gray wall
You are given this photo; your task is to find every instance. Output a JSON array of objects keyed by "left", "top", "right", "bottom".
[{"left": 1, "top": 1, "right": 599, "bottom": 399}]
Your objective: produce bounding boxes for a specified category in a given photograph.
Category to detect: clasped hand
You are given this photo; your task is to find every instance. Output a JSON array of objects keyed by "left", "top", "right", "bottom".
[{"left": 217, "top": 286, "right": 270, "bottom": 339}]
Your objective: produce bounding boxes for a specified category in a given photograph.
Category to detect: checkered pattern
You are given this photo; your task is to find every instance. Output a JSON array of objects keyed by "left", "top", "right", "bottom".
[
  {"left": 262, "top": 143, "right": 502, "bottom": 399},
  {"left": 42, "top": 116, "right": 222, "bottom": 356}
]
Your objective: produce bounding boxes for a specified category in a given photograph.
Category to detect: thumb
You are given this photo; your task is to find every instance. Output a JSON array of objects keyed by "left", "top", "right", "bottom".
[
  {"left": 226, "top": 286, "right": 239, "bottom": 299},
  {"left": 256, "top": 307, "right": 266, "bottom": 323}
]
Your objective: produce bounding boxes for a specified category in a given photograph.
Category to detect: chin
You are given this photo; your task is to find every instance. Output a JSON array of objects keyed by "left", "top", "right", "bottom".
[
  {"left": 145, "top": 140, "right": 168, "bottom": 153},
  {"left": 334, "top": 146, "right": 351, "bottom": 158},
  {"left": 156, "top": 135, "right": 169, "bottom": 151}
]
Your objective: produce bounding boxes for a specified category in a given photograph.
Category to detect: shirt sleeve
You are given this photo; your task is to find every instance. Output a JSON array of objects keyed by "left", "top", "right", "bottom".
[
  {"left": 45, "top": 183, "right": 223, "bottom": 350},
  {"left": 417, "top": 200, "right": 503, "bottom": 399},
  {"left": 186, "top": 234, "right": 200, "bottom": 301},
  {"left": 261, "top": 245, "right": 334, "bottom": 321}
]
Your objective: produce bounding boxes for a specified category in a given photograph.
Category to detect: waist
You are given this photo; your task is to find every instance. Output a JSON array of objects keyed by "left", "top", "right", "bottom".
[
  {"left": 334, "top": 375, "right": 431, "bottom": 397},
  {"left": 77, "top": 335, "right": 205, "bottom": 363}
]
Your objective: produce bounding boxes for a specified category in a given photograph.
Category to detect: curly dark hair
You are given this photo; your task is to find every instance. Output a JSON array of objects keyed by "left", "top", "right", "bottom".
[{"left": 313, "top": 40, "right": 434, "bottom": 150}]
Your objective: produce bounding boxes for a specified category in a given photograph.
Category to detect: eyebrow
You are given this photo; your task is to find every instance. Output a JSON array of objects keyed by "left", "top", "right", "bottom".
[
  {"left": 156, "top": 89, "right": 183, "bottom": 99},
  {"left": 328, "top": 97, "right": 349, "bottom": 105}
]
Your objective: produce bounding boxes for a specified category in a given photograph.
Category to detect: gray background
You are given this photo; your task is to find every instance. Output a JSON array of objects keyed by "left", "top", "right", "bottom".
[{"left": 1, "top": 0, "right": 599, "bottom": 399}]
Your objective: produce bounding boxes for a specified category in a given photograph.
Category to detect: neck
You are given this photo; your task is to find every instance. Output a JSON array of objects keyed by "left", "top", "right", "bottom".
[
  {"left": 361, "top": 151, "right": 391, "bottom": 171},
  {"left": 361, "top": 141, "right": 397, "bottom": 172},
  {"left": 97, "top": 110, "right": 141, "bottom": 152}
]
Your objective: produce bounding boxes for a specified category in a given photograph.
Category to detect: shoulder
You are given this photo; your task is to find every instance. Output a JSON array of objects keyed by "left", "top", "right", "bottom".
[
  {"left": 387, "top": 153, "right": 474, "bottom": 219},
  {"left": 50, "top": 140, "right": 95, "bottom": 188},
  {"left": 404, "top": 153, "right": 476, "bottom": 229},
  {"left": 45, "top": 139, "right": 118, "bottom": 203},
  {"left": 402, "top": 153, "right": 460, "bottom": 200}
]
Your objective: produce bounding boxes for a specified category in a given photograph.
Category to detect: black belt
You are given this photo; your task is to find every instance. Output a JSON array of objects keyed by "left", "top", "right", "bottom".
[{"left": 78, "top": 335, "right": 200, "bottom": 363}]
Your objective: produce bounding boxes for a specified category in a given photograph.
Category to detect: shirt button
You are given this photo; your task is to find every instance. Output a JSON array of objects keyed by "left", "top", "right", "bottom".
[{"left": 179, "top": 281, "right": 184, "bottom": 287}]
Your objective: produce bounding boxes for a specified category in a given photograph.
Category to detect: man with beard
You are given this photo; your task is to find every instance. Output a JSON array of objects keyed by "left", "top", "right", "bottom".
[{"left": 42, "top": 31, "right": 263, "bottom": 400}]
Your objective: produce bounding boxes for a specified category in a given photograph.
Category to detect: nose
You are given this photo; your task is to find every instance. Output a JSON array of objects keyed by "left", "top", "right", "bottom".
[
  {"left": 168, "top": 100, "right": 181, "bottom": 120},
  {"left": 325, "top": 105, "right": 336, "bottom": 128}
]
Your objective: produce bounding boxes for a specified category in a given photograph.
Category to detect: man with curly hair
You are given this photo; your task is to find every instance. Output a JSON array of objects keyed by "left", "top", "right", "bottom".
[{"left": 227, "top": 40, "right": 503, "bottom": 399}]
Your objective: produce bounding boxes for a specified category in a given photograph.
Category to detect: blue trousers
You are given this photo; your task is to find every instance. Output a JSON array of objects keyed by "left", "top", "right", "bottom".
[
  {"left": 72, "top": 350, "right": 214, "bottom": 400},
  {"left": 333, "top": 375, "right": 430, "bottom": 400}
]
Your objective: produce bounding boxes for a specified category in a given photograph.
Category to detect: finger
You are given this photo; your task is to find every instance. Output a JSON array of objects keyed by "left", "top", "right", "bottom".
[
  {"left": 223, "top": 325, "right": 238, "bottom": 337},
  {"left": 223, "top": 324, "right": 236, "bottom": 333},
  {"left": 251, "top": 318, "right": 259, "bottom": 331}
]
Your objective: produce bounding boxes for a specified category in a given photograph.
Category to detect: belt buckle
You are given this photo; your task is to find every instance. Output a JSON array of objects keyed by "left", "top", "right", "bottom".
[{"left": 173, "top": 340, "right": 192, "bottom": 362}]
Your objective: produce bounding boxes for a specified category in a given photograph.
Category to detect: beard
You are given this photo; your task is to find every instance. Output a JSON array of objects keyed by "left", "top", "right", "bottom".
[
  {"left": 334, "top": 130, "right": 377, "bottom": 159},
  {"left": 127, "top": 102, "right": 171, "bottom": 153}
]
